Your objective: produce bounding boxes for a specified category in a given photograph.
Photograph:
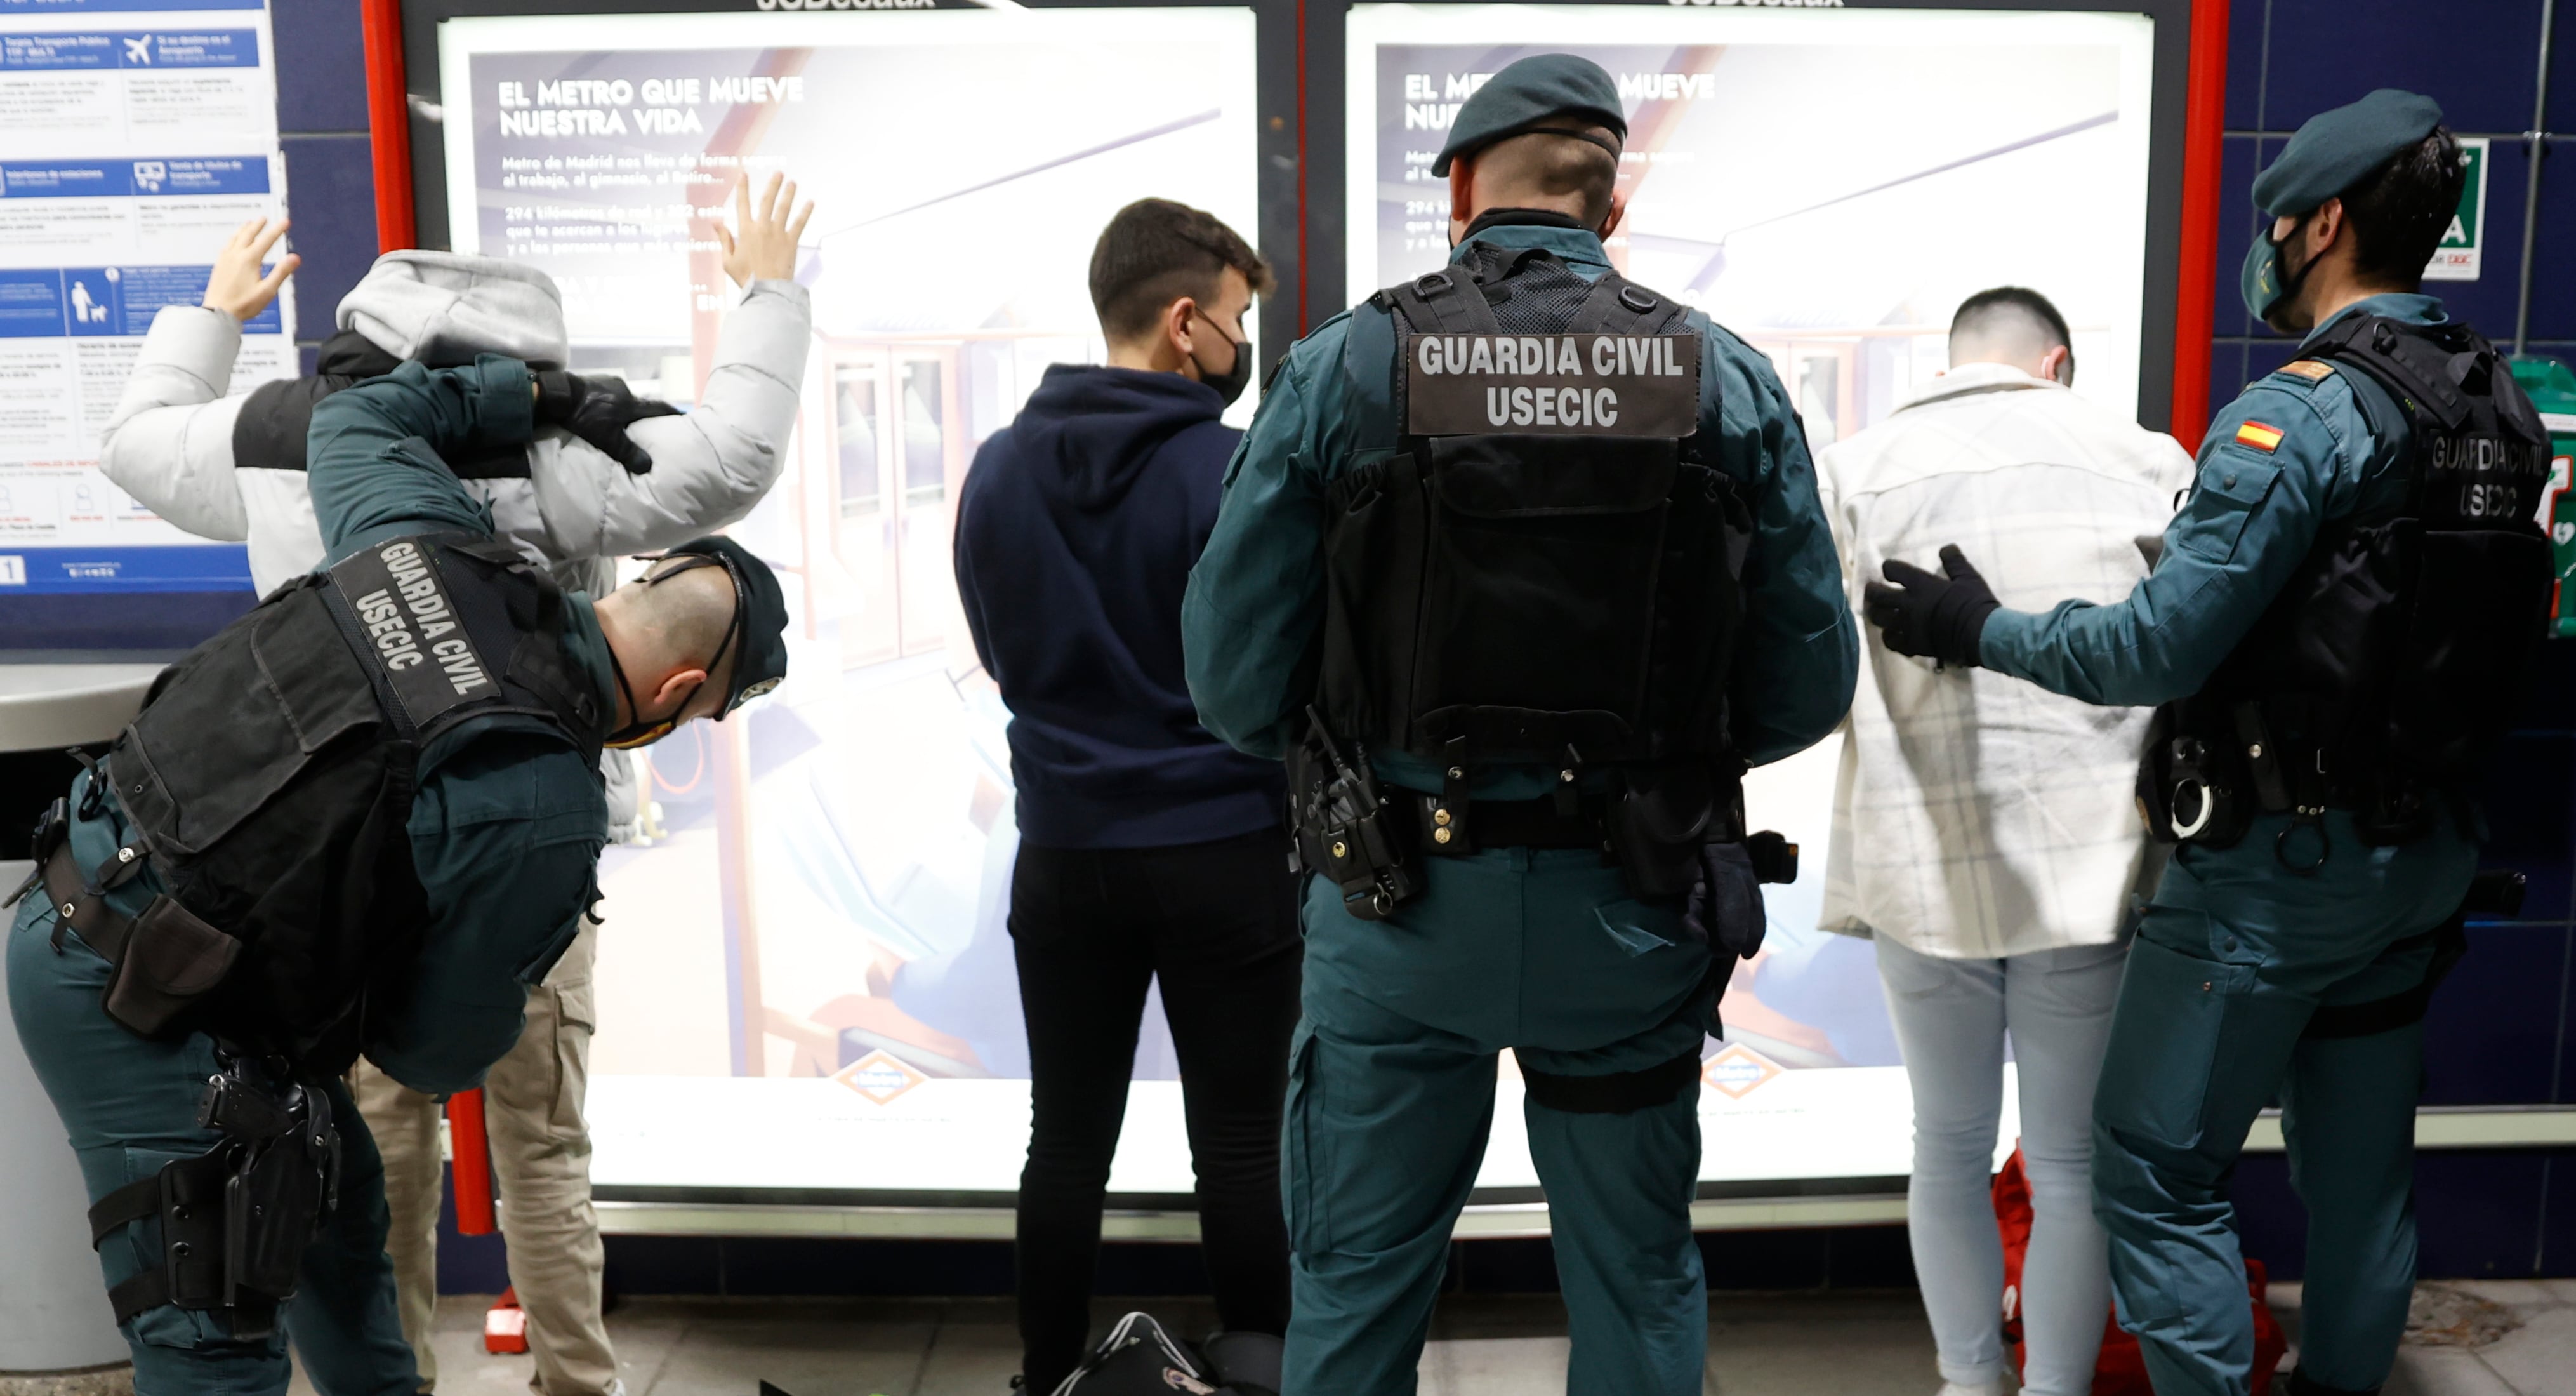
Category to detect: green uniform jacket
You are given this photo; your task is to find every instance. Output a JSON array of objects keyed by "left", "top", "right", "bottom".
[
  {"left": 63, "top": 356, "right": 614, "bottom": 1093},
  {"left": 1181, "top": 223, "right": 1858, "bottom": 795},
  {"left": 1980, "top": 293, "right": 2478, "bottom": 920}
]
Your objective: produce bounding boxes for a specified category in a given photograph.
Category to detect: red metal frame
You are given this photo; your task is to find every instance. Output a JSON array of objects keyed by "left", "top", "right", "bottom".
[
  {"left": 2170, "top": 0, "right": 2231, "bottom": 449},
  {"left": 446, "top": 1089, "right": 498, "bottom": 1235},
  {"left": 362, "top": 0, "right": 418, "bottom": 254}
]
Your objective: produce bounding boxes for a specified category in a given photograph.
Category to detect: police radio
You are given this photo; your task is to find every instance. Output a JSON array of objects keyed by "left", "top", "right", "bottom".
[{"left": 1288, "top": 708, "right": 1418, "bottom": 920}]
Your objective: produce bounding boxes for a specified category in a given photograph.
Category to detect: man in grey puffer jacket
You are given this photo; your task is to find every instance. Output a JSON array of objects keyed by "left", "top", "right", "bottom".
[{"left": 96, "top": 174, "right": 815, "bottom": 1396}]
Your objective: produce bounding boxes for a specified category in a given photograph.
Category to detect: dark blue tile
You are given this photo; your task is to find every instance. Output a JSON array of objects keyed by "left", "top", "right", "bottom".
[
  {"left": 2202, "top": 338, "right": 2250, "bottom": 441},
  {"left": 297, "top": 343, "right": 318, "bottom": 376},
  {"left": 2472, "top": 735, "right": 2573, "bottom": 924},
  {"left": 2247, "top": 338, "right": 2303, "bottom": 379},
  {"left": 2216, "top": 135, "right": 2264, "bottom": 342},
  {"left": 282, "top": 135, "right": 378, "bottom": 338},
  {"left": 2510, "top": 626, "right": 2576, "bottom": 736},
  {"left": 2415, "top": 1152, "right": 2548, "bottom": 1278},
  {"left": 2523, "top": 140, "right": 2576, "bottom": 346},
  {"left": 1701, "top": 1228, "right": 1830, "bottom": 1290},
  {"left": 2223, "top": 0, "right": 2268, "bottom": 134},
  {"left": 270, "top": 0, "right": 367, "bottom": 133},
  {"left": 433, "top": 1162, "right": 510, "bottom": 1294},
  {"left": 2261, "top": 0, "right": 2544, "bottom": 136},
  {"left": 2424, "top": 924, "right": 2568, "bottom": 1104},
  {"left": 2541, "top": 1154, "right": 2576, "bottom": 1274},
  {"left": 600, "top": 1235, "right": 722, "bottom": 1295},
  {"left": 2231, "top": 1153, "right": 2307, "bottom": 1280}
]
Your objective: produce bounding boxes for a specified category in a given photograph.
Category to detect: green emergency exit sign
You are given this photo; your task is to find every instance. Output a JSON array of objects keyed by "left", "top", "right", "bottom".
[{"left": 2425, "top": 136, "right": 2489, "bottom": 281}]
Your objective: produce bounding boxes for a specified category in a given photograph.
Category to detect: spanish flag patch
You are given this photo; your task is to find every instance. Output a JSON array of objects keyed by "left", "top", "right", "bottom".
[{"left": 2235, "top": 420, "right": 2285, "bottom": 453}]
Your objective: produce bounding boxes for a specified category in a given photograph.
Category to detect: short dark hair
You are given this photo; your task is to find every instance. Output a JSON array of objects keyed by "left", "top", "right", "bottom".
[
  {"left": 1950, "top": 286, "right": 2073, "bottom": 354},
  {"left": 2337, "top": 128, "right": 2466, "bottom": 286},
  {"left": 1088, "top": 198, "right": 1272, "bottom": 344}
]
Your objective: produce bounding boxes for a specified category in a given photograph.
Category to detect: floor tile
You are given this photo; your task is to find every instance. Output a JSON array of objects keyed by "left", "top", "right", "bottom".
[
  {"left": 1426, "top": 1335, "right": 1573, "bottom": 1396},
  {"left": 1706, "top": 1303, "right": 1938, "bottom": 1396},
  {"left": 913, "top": 1306, "right": 1021, "bottom": 1396},
  {"left": 2443, "top": 1280, "right": 2568, "bottom": 1313},
  {"left": 2383, "top": 1348, "right": 2521, "bottom": 1396},
  {"left": 2469, "top": 1305, "right": 2576, "bottom": 1395}
]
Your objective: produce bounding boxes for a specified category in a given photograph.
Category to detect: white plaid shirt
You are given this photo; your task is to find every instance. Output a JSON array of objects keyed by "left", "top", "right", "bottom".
[{"left": 1815, "top": 362, "right": 2193, "bottom": 959}]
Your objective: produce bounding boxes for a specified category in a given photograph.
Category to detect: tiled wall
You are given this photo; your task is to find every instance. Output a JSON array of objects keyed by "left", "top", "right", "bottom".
[
  {"left": 271, "top": 0, "right": 376, "bottom": 375},
  {"left": 279, "top": 1, "right": 2576, "bottom": 1288}
]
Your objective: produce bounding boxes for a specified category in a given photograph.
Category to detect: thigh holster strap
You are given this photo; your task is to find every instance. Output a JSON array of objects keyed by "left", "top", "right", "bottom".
[
  {"left": 1521, "top": 1047, "right": 1702, "bottom": 1115},
  {"left": 86, "top": 1150, "right": 234, "bottom": 1326}
]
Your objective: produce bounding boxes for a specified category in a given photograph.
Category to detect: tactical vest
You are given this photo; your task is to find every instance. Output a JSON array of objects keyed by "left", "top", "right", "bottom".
[
  {"left": 1318, "top": 243, "right": 1750, "bottom": 771},
  {"left": 2143, "top": 316, "right": 2553, "bottom": 853},
  {"left": 97, "top": 531, "right": 605, "bottom": 1068}
]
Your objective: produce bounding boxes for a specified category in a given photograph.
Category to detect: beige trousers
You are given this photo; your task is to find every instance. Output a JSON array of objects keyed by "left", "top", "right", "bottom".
[{"left": 350, "top": 920, "right": 616, "bottom": 1396}]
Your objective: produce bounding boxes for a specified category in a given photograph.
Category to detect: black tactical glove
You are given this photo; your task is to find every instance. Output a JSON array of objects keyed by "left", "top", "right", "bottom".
[
  {"left": 1682, "top": 841, "right": 1767, "bottom": 960},
  {"left": 1863, "top": 544, "right": 2000, "bottom": 669},
  {"left": 534, "top": 369, "right": 682, "bottom": 475}
]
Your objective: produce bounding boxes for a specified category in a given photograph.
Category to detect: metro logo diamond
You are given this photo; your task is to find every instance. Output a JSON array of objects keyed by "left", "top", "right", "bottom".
[
  {"left": 833, "top": 1049, "right": 927, "bottom": 1105},
  {"left": 1703, "top": 1044, "right": 1784, "bottom": 1099}
]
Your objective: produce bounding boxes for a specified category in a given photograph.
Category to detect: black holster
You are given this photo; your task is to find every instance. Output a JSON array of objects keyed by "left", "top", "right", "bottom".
[
  {"left": 84, "top": 1060, "right": 341, "bottom": 1337},
  {"left": 1287, "top": 717, "right": 1418, "bottom": 920}
]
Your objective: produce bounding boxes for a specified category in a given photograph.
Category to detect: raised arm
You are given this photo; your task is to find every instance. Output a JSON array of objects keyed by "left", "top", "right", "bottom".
[
  {"left": 95, "top": 218, "right": 298, "bottom": 541},
  {"left": 307, "top": 357, "right": 536, "bottom": 557}
]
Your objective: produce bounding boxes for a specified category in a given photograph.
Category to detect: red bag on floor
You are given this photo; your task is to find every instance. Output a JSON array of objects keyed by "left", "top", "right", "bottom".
[{"left": 1993, "top": 1145, "right": 2288, "bottom": 1395}]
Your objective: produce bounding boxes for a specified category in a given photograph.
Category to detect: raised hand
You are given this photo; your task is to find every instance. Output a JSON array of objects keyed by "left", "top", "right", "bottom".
[
  {"left": 201, "top": 216, "right": 300, "bottom": 323},
  {"left": 714, "top": 171, "right": 815, "bottom": 288}
]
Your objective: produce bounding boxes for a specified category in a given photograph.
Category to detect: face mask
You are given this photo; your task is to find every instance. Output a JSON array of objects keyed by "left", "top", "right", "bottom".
[
  {"left": 1192, "top": 310, "right": 1252, "bottom": 408},
  {"left": 2240, "top": 212, "right": 2318, "bottom": 332},
  {"left": 603, "top": 646, "right": 699, "bottom": 749}
]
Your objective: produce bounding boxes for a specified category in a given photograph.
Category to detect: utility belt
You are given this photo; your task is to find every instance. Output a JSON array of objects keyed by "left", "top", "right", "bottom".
[
  {"left": 1286, "top": 710, "right": 1795, "bottom": 921},
  {"left": 8, "top": 788, "right": 240, "bottom": 1039},
  {"left": 2138, "top": 699, "right": 2459, "bottom": 871}
]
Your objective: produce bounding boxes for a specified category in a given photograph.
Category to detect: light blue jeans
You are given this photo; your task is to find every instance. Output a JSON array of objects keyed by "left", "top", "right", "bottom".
[{"left": 1876, "top": 934, "right": 2127, "bottom": 1396}]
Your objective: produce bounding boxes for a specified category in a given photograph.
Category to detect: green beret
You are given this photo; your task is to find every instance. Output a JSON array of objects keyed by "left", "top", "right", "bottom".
[
  {"left": 1433, "top": 53, "right": 1628, "bottom": 177},
  {"left": 2251, "top": 88, "right": 2444, "bottom": 216}
]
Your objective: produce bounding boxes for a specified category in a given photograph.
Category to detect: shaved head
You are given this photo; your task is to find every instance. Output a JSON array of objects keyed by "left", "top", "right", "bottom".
[
  {"left": 1465, "top": 126, "right": 1621, "bottom": 227},
  {"left": 594, "top": 558, "right": 743, "bottom": 729}
]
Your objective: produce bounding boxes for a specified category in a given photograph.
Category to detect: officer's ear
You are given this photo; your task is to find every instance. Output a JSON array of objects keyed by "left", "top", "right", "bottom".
[
  {"left": 649, "top": 665, "right": 709, "bottom": 716},
  {"left": 2304, "top": 197, "right": 2347, "bottom": 260},
  {"left": 1598, "top": 189, "right": 1629, "bottom": 242},
  {"left": 1447, "top": 156, "right": 1477, "bottom": 246}
]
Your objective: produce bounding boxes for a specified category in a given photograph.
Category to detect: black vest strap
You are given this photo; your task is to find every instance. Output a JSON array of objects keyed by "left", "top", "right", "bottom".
[
  {"left": 1565, "top": 272, "right": 1675, "bottom": 336},
  {"left": 1382, "top": 265, "right": 1506, "bottom": 335}
]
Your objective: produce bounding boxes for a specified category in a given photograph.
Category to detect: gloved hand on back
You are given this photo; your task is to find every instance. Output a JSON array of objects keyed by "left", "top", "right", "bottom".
[
  {"left": 1862, "top": 544, "right": 2000, "bottom": 670},
  {"left": 535, "top": 369, "right": 682, "bottom": 475}
]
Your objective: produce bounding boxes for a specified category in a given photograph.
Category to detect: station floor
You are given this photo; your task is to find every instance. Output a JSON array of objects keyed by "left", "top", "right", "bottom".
[{"left": 266, "top": 1281, "right": 2576, "bottom": 1396}]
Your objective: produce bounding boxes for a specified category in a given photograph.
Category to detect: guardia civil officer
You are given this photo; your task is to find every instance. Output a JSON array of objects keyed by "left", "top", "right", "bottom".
[
  {"left": 1182, "top": 55, "right": 1855, "bottom": 1396},
  {"left": 6, "top": 354, "right": 789, "bottom": 1396},
  {"left": 1862, "top": 91, "right": 2551, "bottom": 1396}
]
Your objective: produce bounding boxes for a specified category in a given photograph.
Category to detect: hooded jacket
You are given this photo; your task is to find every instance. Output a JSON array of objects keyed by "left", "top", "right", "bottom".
[
  {"left": 97, "top": 251, "right": 813, "bottom": 834},
  {"left": 954, "top": 364, "right": 1283, "bottom": 849}
]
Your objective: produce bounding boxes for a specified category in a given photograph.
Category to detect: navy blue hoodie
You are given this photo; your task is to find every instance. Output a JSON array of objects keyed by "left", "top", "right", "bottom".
[{"left": 954, "top": 364, "right": 1284, "bottom": 849}]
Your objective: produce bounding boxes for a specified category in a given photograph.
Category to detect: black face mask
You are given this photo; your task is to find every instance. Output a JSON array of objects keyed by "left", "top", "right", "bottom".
[{"left": 1192, "top": 310, "right": 1252, "bottom": 408}]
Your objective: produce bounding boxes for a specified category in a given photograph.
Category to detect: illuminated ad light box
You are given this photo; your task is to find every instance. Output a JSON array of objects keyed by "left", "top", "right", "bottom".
[
  {"left": 429, "top": 4, "right": 1263, "bottom": 1206},
  {"left": 414, "top": 0, "right": 2190, "bottom": 1220}
]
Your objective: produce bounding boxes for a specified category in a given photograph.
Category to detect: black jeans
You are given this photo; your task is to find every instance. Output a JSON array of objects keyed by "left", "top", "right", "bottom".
[{"left": 1010, "top": 826, "right": 1302, "bottom": 1393}]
